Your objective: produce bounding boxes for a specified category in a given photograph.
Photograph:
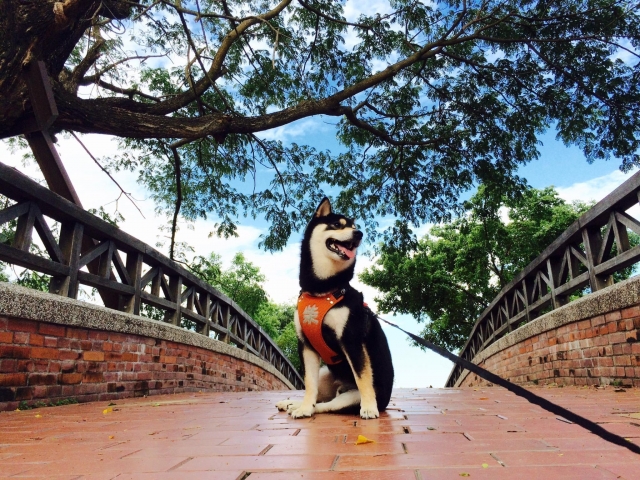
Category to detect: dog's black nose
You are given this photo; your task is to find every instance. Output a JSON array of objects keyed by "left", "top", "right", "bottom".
[{"left": 353, "top": 230, "right": 363, "bottom": 241}]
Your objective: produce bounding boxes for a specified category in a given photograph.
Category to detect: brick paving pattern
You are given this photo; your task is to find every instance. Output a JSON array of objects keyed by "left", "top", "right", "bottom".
[{"left": 1, "top": 386, "right": 640, "bottom": 479}]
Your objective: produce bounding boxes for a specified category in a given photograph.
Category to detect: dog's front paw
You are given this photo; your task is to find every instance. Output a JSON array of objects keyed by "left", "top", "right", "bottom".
[
  {"left": 290, "top": 404, "right": 315, "bottom": 419},
  {"left": 360, "top": 404, "right": 379, "bottom": 419},
  {"left": 276, "top": 399, "right": 297, "bottom": 411}
]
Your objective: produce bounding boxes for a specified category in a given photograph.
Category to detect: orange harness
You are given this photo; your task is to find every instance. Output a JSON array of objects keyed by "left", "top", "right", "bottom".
[{"left": 298, "top": 291, "right": 345, "bottom": 365}]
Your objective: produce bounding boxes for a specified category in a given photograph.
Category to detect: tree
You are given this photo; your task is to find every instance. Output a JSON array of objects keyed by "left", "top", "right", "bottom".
[
  {"left": 190, "top": 252, "right": 268, "bottom": 317},
  {"left": 1, "top": 1, "right": 638, "bottom": 251},
  {"left": 359, "top": 185, "right": 596, "bottom": 351}
]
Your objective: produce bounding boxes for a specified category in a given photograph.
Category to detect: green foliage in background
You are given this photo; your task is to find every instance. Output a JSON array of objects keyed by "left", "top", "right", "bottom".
[
  {"left": 189, "top": 252, "right": 300, "bottom": 371},
  {"left": 359, "top": 186, "right": 637, "bottom": 351}
]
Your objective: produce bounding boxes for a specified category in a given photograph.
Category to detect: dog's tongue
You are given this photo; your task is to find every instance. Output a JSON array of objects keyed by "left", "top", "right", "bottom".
[{"left": 337, "top": 244, "right": 356, "bottom": 259}]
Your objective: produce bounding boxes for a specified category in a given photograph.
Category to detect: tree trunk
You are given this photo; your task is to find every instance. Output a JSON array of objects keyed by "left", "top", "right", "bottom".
[{"left": 0, "top": 0, "right": 131, "bottom": 138}]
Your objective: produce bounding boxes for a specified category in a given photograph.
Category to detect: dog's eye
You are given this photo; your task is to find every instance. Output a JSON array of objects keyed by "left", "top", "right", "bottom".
[{"left": 332, "top": 221, "right": 342, "bottom": 228}]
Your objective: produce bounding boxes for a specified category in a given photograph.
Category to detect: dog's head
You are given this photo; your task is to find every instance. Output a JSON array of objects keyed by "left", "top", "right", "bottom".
[{"left": 299, "top": 197, "right": 363, "bottom": 292}]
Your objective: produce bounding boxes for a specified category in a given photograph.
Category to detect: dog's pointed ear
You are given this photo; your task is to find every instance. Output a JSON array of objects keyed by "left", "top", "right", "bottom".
[{"left": 315, "top": 197, "right": 332, "bottom": 218}]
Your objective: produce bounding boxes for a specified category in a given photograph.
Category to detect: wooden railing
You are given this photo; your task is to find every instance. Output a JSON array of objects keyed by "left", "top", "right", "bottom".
[
  {"left": 446, "top": 170, "right": 640, "bottom": 387},
  {"left": 0, "top": 162, "right": 303, "bottom": 389}
]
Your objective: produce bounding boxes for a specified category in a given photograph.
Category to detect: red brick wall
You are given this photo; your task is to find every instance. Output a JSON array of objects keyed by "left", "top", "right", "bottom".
[
  {"left": 460, "top": 305, "right": 640, "bottom": 388},
  {"left": 0, "top": 315, "right": 290, "bottom": 411}
]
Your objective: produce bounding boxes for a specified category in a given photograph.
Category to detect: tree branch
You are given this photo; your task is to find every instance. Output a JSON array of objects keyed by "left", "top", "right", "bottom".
[
  {"left": 70, "top": 131, "right": 145, "bottom": 218},
  {"left": 341, "top": 107, "right": 439, "bottom": 147}
]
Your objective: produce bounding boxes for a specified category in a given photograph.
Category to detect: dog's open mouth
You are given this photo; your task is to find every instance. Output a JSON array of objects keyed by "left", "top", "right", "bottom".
[{"left": 326, "top": 238, "right": 360, "bottom": 260}]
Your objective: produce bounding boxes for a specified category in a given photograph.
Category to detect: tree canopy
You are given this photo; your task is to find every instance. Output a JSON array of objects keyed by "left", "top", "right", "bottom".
[
  {"left": 1, "top": 0, "right": 639, "bottom": 249},
  {"left": 359, "top": 185, "right": 598, "bottom": 351}
]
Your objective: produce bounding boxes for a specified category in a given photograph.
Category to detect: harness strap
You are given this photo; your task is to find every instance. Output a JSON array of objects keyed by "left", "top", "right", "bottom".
[
  {"left": 375, "top": 313, "right": 640, "bottom": 456},
  {"left": 298, "top": 290, "right": 345, "bottom": 365}
]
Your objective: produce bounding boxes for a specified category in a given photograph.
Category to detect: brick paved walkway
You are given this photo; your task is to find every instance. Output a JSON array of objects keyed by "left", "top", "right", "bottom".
[{"left": 1, "top": 386, "right": 640, "bottom": 479}]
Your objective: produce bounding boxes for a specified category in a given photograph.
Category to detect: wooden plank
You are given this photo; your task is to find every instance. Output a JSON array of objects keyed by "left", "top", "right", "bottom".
[
  {"left": 0, "top": 242, "right": 69, "bottom": 276},
  {"left": 554, "top": 271, "right": 590, "bottom": 298},
  {"left": 612, "top": 214, "right": 631, "bottom": 253},
  {"left": 206, "top": 322, "right": 230, "bottom": 339},
  {"left": 140, "top": 266, "right": 158, "bottom": 289},
  {"left": 160, "top": 273, "right": 171, "bottom": 301},
  {"left": 181, "top": 285, "right": 194, "bottom": 304},
  {"left": 507, "top": 310, "right": 528, "bottom": 330},
  {"left": 595, "top": 244, "right": 640, "bottom": 277},
  {"left": 577, "top": 169, "right": 640, "bottom": 227},
  {"left": 199, "top": 292, "right": 210, "bottom": 336},
  {"left": 13, "top": 203, "right": 36, "bottom": 251},
  {"left": 77, "top": 239, "right": 109, "bottom": 269},
  {"left": 597, "top": 216, "right": 615, "bottom": 264},
  {"left": 164, "top": 275, "right": 182, "bottom": 326},
  {"left": 25, "top": 60, "right": 58, "bottom": 132},
  {"left": 582, "top": 228, "right": 611, "bottom": 291},
  {"left": 98, "top": 241, "right": 115, "bottom": 279},
  {"left": 615, "top": 211, "right": 640, "bottom": 236},
  {"left": 140, "top": 291, "right": 177, "bottom": 311},
  {"left": 181, "top": 309, "right": 207, "bottom": 327},
  {"left": 123, "top": 252, "right": 143, "bottom": 315},
  {"left": 528, "top": 294, "right": 552, "bottom": 316},
  {"left": 113, "top": 250, "right": 132, "bottom": 286},
  {"left": 32, "top": 205, "right": 63, "bottom": 263},
  {"left": 0, "top": 202, "right": 30, "bottom": 225},
  {"left": 25, "top": 131, "right": 83, "bottom": 206},
  {"left": 77, "top": 271, "right": 135, "bottom": 295},
  {"left": 570, "top": 245, "right": 588, "bottom": 267},
  {"left": 66, "top": 224, "right": 83, "bottom": 299},
  {"left": 49, "top": 222, "right": 83, "bottom": 297}
]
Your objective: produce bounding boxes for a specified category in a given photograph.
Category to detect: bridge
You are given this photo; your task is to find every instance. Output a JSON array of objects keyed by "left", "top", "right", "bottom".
[
  {"left": 2, "top": 162, "right": 640, "bottom": 476},
  {"left": 2, "top": 62, "right": 640, "bottom": 474}
]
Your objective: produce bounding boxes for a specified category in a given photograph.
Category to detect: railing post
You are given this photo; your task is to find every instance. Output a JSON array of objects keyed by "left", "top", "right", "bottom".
[
  {"left": 520, "top": 279, "right": 531, "bottom": 323},
  {"left": 98, "top": 241, "right": 115, "bottom": 279},
  {"left": 49, "top": 222, "right": 83, "bottom": 299},
  {"left": 123, "top": 252, "right": 143, "bottom": 315},
  {"left": 164, "top": 275, "right": 182, "bottom": 326},
  {"left": 13, "top": 204, "right": 36, "bottom": 251},
  {"left": 198, "top": 292, "right": 210, "bottom": 336},
  {"left": 582, "top": 228, "right": 613, "bottom": 292},
  {"left": 222, "top": 306, "right": 231, "bottom": 344}
]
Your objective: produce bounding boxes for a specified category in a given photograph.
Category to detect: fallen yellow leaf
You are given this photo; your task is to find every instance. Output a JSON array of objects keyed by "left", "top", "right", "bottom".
[
  {"left": 103, "top": 407, "right": 113, "bottom": 415},
  {"left": 482, "top": 463, "right": 488, "bottom": 468},
  {"left": 35, "top": 414, "right": 42, "bottom": 418},
  {"left": 355, "top": 435, "right": 375, "bottom": 445},
  {"left": 459, "top": 473, "right": 470, "bottom": 477},
  {"left": 108, "top": 435, "right": 114, "bottom": 439}
]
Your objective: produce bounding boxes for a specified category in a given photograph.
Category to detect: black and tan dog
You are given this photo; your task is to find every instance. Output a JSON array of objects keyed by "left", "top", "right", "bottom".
[{"left": 276, "top": 198, "right": 394, "bottom": 419}]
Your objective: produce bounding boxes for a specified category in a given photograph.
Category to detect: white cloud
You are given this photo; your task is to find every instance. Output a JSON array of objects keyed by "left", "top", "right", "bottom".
[{"left": 555, "top": 169, "right": 636, "bottom": 204}]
